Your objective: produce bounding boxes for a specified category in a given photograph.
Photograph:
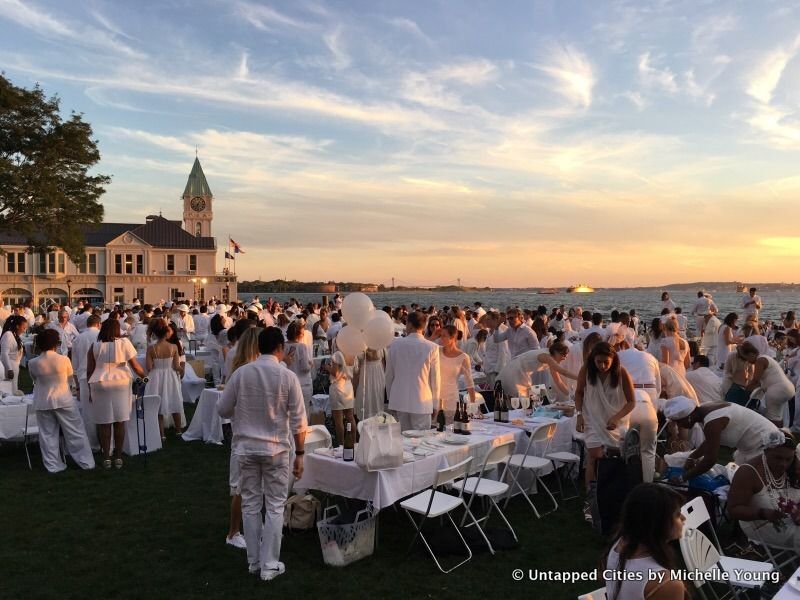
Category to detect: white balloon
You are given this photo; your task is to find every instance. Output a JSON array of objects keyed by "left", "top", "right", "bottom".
[
  {"left": 364, "top": 313, "right": 395, "bottom": 350},
  {"left": 336, "top": 325, "right": 367, "bottom": 356},
  {"left": 341, "top": 293, "right": 374, "bottom": 330},
  {"left": 372, "top": 309, "right": 392, "bottom": 322}
]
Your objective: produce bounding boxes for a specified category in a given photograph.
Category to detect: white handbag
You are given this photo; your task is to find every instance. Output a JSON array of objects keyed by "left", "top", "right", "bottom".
[{"left": 355, "top": 412, "right": 403, "bottom": 471}]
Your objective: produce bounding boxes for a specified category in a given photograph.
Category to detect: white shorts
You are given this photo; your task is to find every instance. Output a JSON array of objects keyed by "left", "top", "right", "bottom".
[{"left": 229, "top": 451, "right": 241, "bottom": 496}]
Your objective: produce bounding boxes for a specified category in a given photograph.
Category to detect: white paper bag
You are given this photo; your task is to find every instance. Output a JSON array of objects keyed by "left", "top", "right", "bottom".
[{"left": 355, "top": 413, "right": 403, "bottom": 471}]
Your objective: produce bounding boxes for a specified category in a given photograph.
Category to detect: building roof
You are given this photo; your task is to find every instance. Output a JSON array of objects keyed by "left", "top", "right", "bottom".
[
  {"left": 0, "top": 217, "right": 215, "bottom": 250},
  {"left": 183, "top": 157, "right": 212, "bottom": 197}
]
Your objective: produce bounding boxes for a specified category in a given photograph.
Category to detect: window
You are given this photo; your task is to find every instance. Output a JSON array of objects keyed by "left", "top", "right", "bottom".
[
  {"left": 136, "top": 254, "right": 143, "bottom": 274},
  {"left": 39, "top": 252, "right": 59, "bottom": 274},
  {"left": 169, "top": 287, "right": 181, "bottom": 301},
  {"left": 88, "top": 253, "right": 97, "bottom": 274},
  {"left": 113, "top": 287, "right": 124, "bottom": 304},
  {"left": 195, "top": 222, "right": 202, "bottom": 237},
  {"left": 166, "top": 254, "right": 175, "bottom": 272},
  {"left": 78, "top": 253, "right": 96, "bottom": 274},
  {"left": 135, "top": 288, "right": 145, "bottom": 303},
  {"left": 189, "top": 254, "right": 197, "bottom": 271},
  {"left": 115, "top": 254, "right": 123, "bottom": 274},
  {"left": 57, "top": 253, "right": 65, "bottom": 274},
  {"left": 7, "top": 252, "right": 24, "bottom": 274}
]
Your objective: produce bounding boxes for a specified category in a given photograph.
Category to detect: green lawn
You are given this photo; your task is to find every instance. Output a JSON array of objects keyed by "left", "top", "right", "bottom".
[{"left": 1, "top": 369, "right": 605, "bottom": 600}]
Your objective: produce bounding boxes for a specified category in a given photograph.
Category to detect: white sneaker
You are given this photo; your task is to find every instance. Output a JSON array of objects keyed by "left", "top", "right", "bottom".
[
  {"left": 248, "top": 564, "right": 260, "bottom": 574},
  {"left": 260, "top": 562, "right": 286, "bottom": 581},
  {"left": 226, "top": 533, "right": 247, "bottom": 549}
]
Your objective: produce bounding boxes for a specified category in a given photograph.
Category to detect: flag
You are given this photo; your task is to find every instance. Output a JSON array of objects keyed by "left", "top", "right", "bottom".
[
  {"left": 224, "top": 251, "right": 234, "bottom": 260},
  {"left": 230, "top": 238, "right": 245, "bottom": 254}
]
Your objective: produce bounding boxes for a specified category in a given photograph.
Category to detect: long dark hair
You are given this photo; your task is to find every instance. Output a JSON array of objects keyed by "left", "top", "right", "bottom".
[
  {"left": 166, "top": 325, "right": 184, "bottom": 356},
  {"left": 723, "top": 312, "right": 738, "bottom": 327},
  {"left": 586, "top": 342, "right": 620, "bottom": 388},
  {"left": 2, "top": 315, "right": 25, "bottom": 350},
  {"left": 650, "top": 318, "right": 663, "bottom": 340},
  {"left": 607, "top": 484, "right": 684, "bottom": 600},
  {"left": 210, "top": 313, "right": 225, "bottom": 336},
  {"left": 97, "top": 318, "right": 121, "bottom": 342}
]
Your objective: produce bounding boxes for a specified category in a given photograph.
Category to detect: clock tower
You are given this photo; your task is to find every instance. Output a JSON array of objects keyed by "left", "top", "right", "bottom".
[{"left": 182, "top": 157, "right": 213, "bottom": 237}]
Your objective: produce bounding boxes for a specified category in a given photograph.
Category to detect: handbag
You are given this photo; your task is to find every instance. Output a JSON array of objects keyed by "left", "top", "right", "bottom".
[
  {"left": 355, "top": 412, "right": 403, "bottom": 471},
  {"left": 283, "top": 494, "right": 321, "bottom": 531}
]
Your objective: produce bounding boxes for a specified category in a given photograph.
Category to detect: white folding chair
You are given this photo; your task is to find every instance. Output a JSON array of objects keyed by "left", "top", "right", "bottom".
[
  {"left": 0, "top": 404, "right": 38, "bottom": 469},
  {"left": 459, "top": 440, "right": 517, "bottom": 554},
  {"left": 503, "top": 422, "right": 559, "bottom": 517},
  {"left": 304, "top": 425, "right": 332, "bottom": 453},
  {"left": 577, "top": 587, "right": 606, "bottom": 600},
  {"left": 400, "top": 456, "right": 483, "bottom": 573},
  {"left": 743, "top": 522, "right": 798, "bottom": 573},
  {"left": 680, "top": 528, "right": 773, "bottom": 599}
]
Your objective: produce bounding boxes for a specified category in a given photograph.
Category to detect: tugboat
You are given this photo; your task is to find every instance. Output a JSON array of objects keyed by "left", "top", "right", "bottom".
[{"left": 567, "top": 284, "right": 595, "bottom": 293}]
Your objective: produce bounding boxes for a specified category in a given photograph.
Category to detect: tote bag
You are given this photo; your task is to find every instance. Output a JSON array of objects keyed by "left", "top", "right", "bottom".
[{"left": 355, "top": 412, "right": 403, "bottom": 471}]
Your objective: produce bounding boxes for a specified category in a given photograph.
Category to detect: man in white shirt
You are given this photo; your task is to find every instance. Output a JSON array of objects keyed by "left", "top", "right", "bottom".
[
  {"left": 385, "top": 311, "right": 441, "bottom": 431},
  {"left": 700, "top": 313, "right": 722, "bottom": 365},
  {"left": 491, "top": 308, "right": 539, "bottom": 358},
  {"left": 172, "top": 304, "right": 195, "bottom": 343},
  {"left": 194, "top": 306, "right": 210, "bottom": 344},
  {"left": 48, "top": 309, "right": 79, "bottom": 356},
  {"left": 691, "top": 291, "right": 718, "bottom": 337},
  {"left": 674, "top": 307, "right": 689, "bottom": 339},
  {"left": 72, "top": 314, "right": 101, "bottom": 449},
  {"left": 22, "top": 299, "right": 35, "bottom": 328},
  {"left": 579, "top": 312, "right": 605, "bottom": 342},
  {"left": 481, "top": 311, "right": 509, "bottom": 388},
  {"left": 326, "top": 313, "right": 343, "bottom": 346},
  {"left": 70, "top": 305, "right": 92, "bottom": 333},
  {"left": 473, "top": 302, "right": 486, "bottom": 320},
  {"left": 742, "top": 287, "right": 763, "bottom": 321},
  {"left": 217, "top": 327, "right": 307, "bottom": 582},
  {"left": 685, "top": 355, "right": 722, "bottom": 404}
]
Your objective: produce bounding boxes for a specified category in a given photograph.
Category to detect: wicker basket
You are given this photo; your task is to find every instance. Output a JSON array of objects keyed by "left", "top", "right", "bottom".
[{"left": 317, "top": 505, "right": 376, "bottom": 567}]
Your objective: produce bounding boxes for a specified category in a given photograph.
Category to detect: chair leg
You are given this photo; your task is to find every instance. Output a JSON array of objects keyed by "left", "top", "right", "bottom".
[
  {"left": 503, "top": 467, "right": 542, "bottom": 518},
  {"left": 461, "top": 504, "right": 495, "bottom": 555},
  {"left": 405, "top": 508, "right": 473, "bottom": 573},
  {"left": 489, "top": 496, "right": 517, "bottom": 542},
  {"left": 536, "top": 474, "right": 559, "bottom": 514},
  {"left": 24, "top": 434, "right": 32, "bottom": 470}
]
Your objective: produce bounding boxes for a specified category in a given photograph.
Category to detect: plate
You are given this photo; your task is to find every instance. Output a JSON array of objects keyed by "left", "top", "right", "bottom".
[
  {"left": 441, "top": 437, "right": 469, "bottom": 445},
  {"left": 402, "top": 430, "right": 431, "bottom": 438}
]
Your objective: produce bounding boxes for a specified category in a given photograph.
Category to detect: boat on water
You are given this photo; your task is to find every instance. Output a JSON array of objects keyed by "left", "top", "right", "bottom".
[
  {"left": 567, "top": 284, "right": 595, "bottom": 293},
  {"left": 538, "top": 288, "right": 558, "bottom": 295},
  {"left": 736, "top": 283, "right": 747, "bottom": 293}
]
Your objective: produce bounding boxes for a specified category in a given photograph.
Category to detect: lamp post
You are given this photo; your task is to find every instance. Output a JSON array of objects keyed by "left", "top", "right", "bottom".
[{"left": 66, "top": 278, "right": 72, "bottom": 307}]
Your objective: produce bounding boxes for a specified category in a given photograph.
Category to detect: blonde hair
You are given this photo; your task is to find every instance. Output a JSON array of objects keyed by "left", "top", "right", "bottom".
[
  {"left": 663, "top": 316, "right": 679, "bottom": 334},
  {"left": 230, "top": 327, "right": 261, "bottom": 374}
]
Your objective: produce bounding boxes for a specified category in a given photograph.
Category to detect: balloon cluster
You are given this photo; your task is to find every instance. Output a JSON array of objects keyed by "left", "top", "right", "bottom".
[{"left": 336, "top": 293, "right": 394, "bottom": 355}]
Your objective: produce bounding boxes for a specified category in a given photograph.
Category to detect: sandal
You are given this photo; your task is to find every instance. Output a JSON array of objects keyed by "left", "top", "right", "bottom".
[
  {"left": 114, "top": 458, "right": 123, "bottom": 470},
  {"left": 103, "top": 459, "right": 112, "bottom": 470}
]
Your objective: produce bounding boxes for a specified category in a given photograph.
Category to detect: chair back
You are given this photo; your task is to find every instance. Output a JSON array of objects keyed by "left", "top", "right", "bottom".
[
  {"left": 0, "top": 403, "right": 27, "bottom": 440},
  {"left": 304, "top": 425, "right": 332, "bottom": 452},
  {"left": 436, "top": 456, "right": 473, "bottom": 488},
  {"left": 485, "top": 440, "right": 515, "bottom": 468},
  {"left": 681, "top": 496, "right": 711, "bottom": 532},
  {"left": 679, "top": 529, "right": 720, "bottom": 588},
  {"left": 187, "top": 359, "right": 205, "bottom": 379}
]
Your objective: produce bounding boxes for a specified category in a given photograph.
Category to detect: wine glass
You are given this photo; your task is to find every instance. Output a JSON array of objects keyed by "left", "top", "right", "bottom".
[{"left": 510, "top": 397, "right": 521, "bottom": 410}]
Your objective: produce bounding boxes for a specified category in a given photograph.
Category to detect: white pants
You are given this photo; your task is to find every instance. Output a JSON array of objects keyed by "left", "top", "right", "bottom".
[
  {"left": 77, "top": 378, "right": 99, "bottom": 450},
  {"left": 239, "top": 453, "right": 290, "bottom": 572},
  {"left": 36, "top": 404, "right": 95, "bottom": 473},
  {"left": 629, "top": 399, "right": 658, "bottom": 483},
  {"left": 395, "top": 411, "right": 431, "bottom": 432},
  {"left": 695, "top": 316, "right": 706, "bottom": 337}
]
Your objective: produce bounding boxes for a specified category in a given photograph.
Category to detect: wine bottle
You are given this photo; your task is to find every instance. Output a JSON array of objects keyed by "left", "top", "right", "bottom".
[
  {"left": 462, "top": 401, "right": 472, "bottom": 435},
  {"left": 455, "top": 402, "right": 464, "bottom": 434},
  {"left": 500, "top": 393, "right": 509, "bottom": 423},
  {"left": 343, "top": 422, "right": 354, "bottom": 461},
  {"left": 493, "top": 381, "right": 503, "bottom": 422},
  {"left": 436, "top": 404, "right": 446, "bottom": 432}
]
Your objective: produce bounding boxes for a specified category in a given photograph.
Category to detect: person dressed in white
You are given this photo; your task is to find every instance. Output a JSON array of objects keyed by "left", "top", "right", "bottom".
[
  {"left": 660, "top": 316, "right": 690, "bottom": 376},
  {"left": 740, "top": 343, "right": 795, "bottom": 427},
  {"left": 741, "top": 287, "right": 763, "bottom": 322},
  {"left": 216, "top": 327, "right": 307, "bottom": 582},
  {"left": 497, "top": 342, "right": 576, "bottom": 398},
  {"left": 385, "top": 310, "right": 441, "bottom": 432},
  {"left": 685, "top": 355, "right": 722, "bottom": 404},
  {"left": 1, "top": 315, "right": 27, "bottom": 393},
  {"left": 87, "top": 318, "right": 146, "bottom": 469},
  {"left": 285, "top": 321, "right": 313, "bottom": 417},
  {"left": 700, "top": 313, "right": 721, "bottom": 365},
  {"left": 328, "top": 346, "right": 356, "bottom": 446},
  {"left": 171, "top": 304, "right": 195, "bottom": 343},
  {"left": 0, "top": 300, "right": 10, "bottom": 328},
  {"left": 193, "top": 306, "right": 210, "bottom": 344},
  {"left": 72, "top": 314, "right": 102, "bottom": 449},
  {"left": 29, "top": 329, "right": 95, "bottom": 473},
  {"left": 461, "top": 328, "right": 486, "bottom": 370},
  {"left": 354, "top": 347, "right": 386, "bottom": 420},
  {"left": 47, "top": 309, "right": 79, "bottom": 356},
  {"left": 691, "top": 291, "right": 718, "bottom": 337},
  {"left": 146, "top": 319, "right": 185, "bottom": 439},
  {"left": 481, "top": 312, "right": 509, "bottom": 388},
  {"left": 438, "top": 325, "right": 475, "bottom": 420},
  {"left": 661, "top": 291, "right": 676, "bottom": 313},
  {"left": 716, "top": 313, "right": 743, "bottom": 370},
  {"left": 490, "top": 308, "right": 538, "bottom": 358}
]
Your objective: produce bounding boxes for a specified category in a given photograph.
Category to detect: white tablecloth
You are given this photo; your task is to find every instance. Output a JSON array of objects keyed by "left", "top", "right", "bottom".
[
  {"left": 774, "top": 566, "right": 800, "bottom": 599},
  {"left": 0, "top": 396, "right": 36, "bottom": 439},
  {"left": 182, "top": 389, "right": 227, "bottom": 445}
]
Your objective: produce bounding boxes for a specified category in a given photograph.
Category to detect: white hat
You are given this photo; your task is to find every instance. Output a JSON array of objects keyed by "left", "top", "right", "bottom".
[
  {"left": 250, "top": 302, "right": 263, "bottom": 311},
  {"left": 664, "top": 396, "right": 696, "bottom": 421},
  {"left": 177, "top": 304, "right": 189, "bottom": 312}
]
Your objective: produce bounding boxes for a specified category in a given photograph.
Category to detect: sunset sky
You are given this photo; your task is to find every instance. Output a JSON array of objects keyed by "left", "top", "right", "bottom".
[{"left": 2, "top": 0, "right": 800, "bottom": 287}]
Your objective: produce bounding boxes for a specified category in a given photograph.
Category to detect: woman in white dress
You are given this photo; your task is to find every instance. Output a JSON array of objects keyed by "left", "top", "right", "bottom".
[
  {"left": 498, "top": 341, "right": 577, "bottom": 398},
  {"left": 716, "top": 312, "right": 744, "bottom": 370},
  {"left": 354, "top": 347, "right": 386, "bottom": 420},
  {"left": 646, "top": 318, "right": 664, "bottom": 360},
  {"left": 146, "top": 319, "right": 185, "bottom": 440},
  {"left": 206, "top": 314, "right": 226, "bottom": 383},
  {"left": 741, "top": 342, "right": 796, "bottom": 426},
  {"left": 575, "top": 342, "right": 636, "bottom": 492},
  {"left": 661, "top": 291, "right": 676, "bottom": 313},
  {"left": 729, "top": 430, "right": 800, "bottom": 553},
  {"left": 29, "top": 329, "right": 95, "bottom": 473},
  {"left": 285, "top": 321, "right": 313, "bottom": 416},
  {"left": 438, "top": 325, "right": 476, "bottom": 420},
  {"left": 87, "top": 318, "right": 146, "bottom": 469},
  {"left": 329, "top": 349, "right": 356, "bottom": 446},
  {"left": 660, "top": 316, "right": 690, "bottom": 376},
  {"left": 461, "top": 328, "right": 486, "bottom": 370},
  {"left": 0, "top": 315, "right": 27, "bottom": 393}
]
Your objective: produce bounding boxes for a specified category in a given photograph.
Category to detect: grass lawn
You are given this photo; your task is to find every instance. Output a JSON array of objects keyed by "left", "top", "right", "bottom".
[{"left": 1, "top": 369, "right": 606, "bottom": 600}]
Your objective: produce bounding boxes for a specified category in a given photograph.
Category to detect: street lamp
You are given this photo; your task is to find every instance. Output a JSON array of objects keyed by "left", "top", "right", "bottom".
[{"left": 66, "top": 278, "right": 72, "bottom": 306}]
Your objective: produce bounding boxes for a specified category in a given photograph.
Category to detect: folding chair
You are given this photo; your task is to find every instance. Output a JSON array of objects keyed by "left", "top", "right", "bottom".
[
  {"left": 0, "top": 404, "right": 38, "bottom": 469},
  {"left": 680, "top": 527, "right": 773, "bottom": 599},
  {"left": 304, "top": 425, "right": 332, "bottom": 453},
  {"left": 187, "top": 338, "right": 199, "bottom": 357},
  {"left": 459, "top": 440, "right": 517, "bottom": 554},
  {"left": 400, "top": 457, "right": 486, "bottom": 573},
  {"left": 503, "top": 422, "right": 559, "bottom": 517}
]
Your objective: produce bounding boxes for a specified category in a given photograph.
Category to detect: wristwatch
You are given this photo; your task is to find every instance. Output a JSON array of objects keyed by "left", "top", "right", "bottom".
[{"left": 295, "top": 450, "right": 305, "bottom": 456}]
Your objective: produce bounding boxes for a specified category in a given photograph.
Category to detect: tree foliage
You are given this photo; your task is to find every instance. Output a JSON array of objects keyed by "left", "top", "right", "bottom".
[{"left": 0, "top": 73, "right": 109, "bottom": 262}]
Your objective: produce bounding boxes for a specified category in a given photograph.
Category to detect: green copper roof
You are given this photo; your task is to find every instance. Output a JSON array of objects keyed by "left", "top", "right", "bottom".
[{"left": 183, "top": 157, "right": 212, "bottom": 197}]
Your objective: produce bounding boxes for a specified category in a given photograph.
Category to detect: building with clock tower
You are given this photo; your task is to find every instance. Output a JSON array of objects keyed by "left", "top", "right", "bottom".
[{"left": 183, "top": 156, "right": 213, "bottom": 237}]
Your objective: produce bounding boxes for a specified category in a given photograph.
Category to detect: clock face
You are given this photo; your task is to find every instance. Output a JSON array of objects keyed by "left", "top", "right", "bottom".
[{"left": 190, "top": 196, "right": 206, "bottom": 212}]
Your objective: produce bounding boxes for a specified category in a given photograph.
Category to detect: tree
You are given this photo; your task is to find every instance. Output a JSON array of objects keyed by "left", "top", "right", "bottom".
[{"left": 0, "top": 74, "right": 109, "bottom": 263}]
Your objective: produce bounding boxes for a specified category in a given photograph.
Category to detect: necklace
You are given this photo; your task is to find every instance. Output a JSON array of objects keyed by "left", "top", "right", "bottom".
[{"left": 761, "top": 453, "right": 788, "bottom": 509}]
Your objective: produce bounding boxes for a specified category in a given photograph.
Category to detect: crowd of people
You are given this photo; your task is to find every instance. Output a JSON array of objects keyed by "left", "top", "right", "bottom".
[{"left": 7, "top": 287, "right": 800, "bottom": 592}]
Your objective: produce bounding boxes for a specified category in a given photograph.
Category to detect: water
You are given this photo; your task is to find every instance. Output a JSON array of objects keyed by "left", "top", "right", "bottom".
[{"left": 239, "top": 289, "right": 800, "bottom": 325}]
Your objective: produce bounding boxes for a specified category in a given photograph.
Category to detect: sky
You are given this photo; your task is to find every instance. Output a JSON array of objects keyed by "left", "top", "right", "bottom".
[{"left": 2, "top": 0, "right": 800, "bottom": 287}]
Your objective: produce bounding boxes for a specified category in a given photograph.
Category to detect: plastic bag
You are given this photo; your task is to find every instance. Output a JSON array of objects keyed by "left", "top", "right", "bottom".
[{"left": 355, "top": 412, "right": 402, "bottom": 471}]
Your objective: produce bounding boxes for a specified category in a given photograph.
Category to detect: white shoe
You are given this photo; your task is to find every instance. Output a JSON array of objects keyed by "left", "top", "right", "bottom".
[
  {"left": 248, "top": 564, "right": 260, "bottom": 574},
  {"left": 260, "top": 562, "right": 286, "bottom": 581},
  {"left": 226, "top": 533, "right": 247, "bottom": 549}
]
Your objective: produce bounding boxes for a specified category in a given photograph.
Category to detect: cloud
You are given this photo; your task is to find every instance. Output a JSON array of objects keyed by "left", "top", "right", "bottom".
[
  {"left": 431, "top": 59, "right": 497, "bottom": 85},
  {"left": 323, "top": 26, "right": 350, "bottom": 70},
  {"left": 747, "top": 38, "right": 800, "bottom": 103},
  {"left": 236, "top": 2, "right": 312, "bottom": 31},
  {"left": 692, "top": 14, "right": 739, "bottom": 50},
  {"left": 533, "top": 44, "right": 595, "bottom": 108},
  {"left": 386, "top": 17, "right": 432, "bottom": 44},
  {"left": 638, "top": 52, "right": 678, "bottom": 93}
]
